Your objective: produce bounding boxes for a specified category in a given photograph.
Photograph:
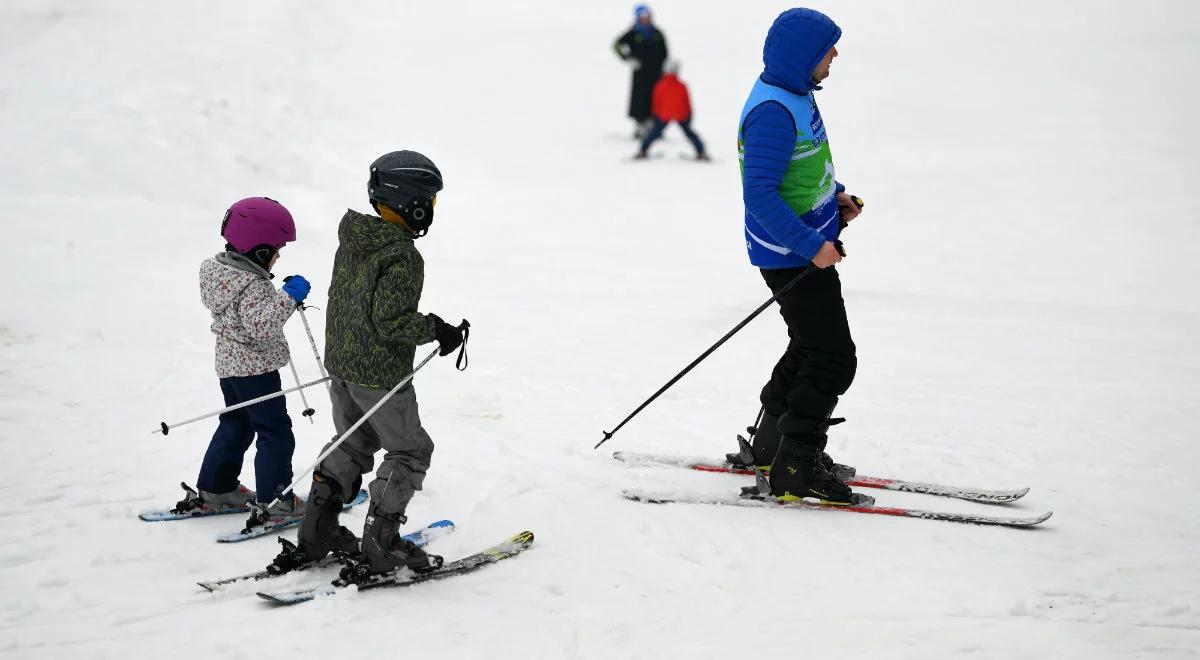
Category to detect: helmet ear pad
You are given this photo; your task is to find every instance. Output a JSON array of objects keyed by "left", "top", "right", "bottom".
[
  {"left": 395, "top": 195, "right": 434, "bottom": 236},
  {"left": 248, "top": 245, "right": 279, "bottom": 271}
]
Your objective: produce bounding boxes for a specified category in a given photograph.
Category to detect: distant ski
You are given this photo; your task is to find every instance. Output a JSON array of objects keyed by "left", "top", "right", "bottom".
[
  {"left": 613, "top": 451, "right": 1029, "bottom": 504},
  {"left": 622, "top": 488, "right": 1051, "bottom": 528},
  {"left": 257, "top": 530, "right": 535, "bottom": 605},
  {"left": 214, "top": 490, "right": 370, "bottom": 543},
  {"left": 198, "top": 519, "right": 455, "bottom": 592}
]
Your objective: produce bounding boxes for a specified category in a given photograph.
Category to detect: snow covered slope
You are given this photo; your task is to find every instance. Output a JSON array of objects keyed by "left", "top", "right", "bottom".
[{"left": 2, "top": 1, "right": 1198, "bottom": 658}]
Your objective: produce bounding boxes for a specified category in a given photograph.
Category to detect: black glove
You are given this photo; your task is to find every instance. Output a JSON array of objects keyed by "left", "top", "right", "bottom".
[{"left": 428, "top": 314, "right": 465, "bottom": 357}]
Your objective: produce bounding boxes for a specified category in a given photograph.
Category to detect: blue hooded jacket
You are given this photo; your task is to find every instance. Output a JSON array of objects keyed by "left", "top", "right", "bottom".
[{"left": 740, "top": 8, "right": 846, "bottom": 268}]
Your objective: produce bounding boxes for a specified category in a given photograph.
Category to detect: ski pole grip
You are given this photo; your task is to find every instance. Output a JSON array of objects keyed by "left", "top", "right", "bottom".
[
  {"left": 281, "top": 276, "right": 305, "bottom": 309},
  {"left": 837, "top": 194, "right": 864, "bottom": 233}
]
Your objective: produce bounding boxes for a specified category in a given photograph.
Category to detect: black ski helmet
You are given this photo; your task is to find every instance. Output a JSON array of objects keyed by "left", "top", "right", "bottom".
[{"left": 368, "top": 151, "right": 444, "bottom": 237}]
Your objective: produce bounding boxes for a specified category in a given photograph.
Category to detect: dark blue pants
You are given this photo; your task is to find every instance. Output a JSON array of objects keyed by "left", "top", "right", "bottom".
[
  {"left": 640, "top": 118, "right": 706, "bottom": 155},
  {"left": 196, "top": 371, "right": 295, "bottom": 503}
]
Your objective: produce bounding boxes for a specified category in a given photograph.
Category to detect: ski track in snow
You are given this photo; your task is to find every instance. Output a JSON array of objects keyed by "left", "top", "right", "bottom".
[{"left": 2, "top": 1, "right": 1199, "bottom": 658}]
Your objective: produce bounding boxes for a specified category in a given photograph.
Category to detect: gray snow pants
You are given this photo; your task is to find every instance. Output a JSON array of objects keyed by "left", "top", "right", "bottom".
[{"left": 316, "top": 378, "right": 433, "bottom": 517}]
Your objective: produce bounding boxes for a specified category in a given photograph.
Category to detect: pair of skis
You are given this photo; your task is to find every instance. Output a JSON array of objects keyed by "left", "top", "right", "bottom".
[
  {"left": 138, "top": 489, "right": 370, "bottom": 543},
  {"left": 257, "top": 530, "right": 535, "bottom": 605},
  {"left": 614, "top": 451, "right": 1052, "bottom": 528},
  {"left": 196, "top": 519, "right": 535, "bottom": 606}
]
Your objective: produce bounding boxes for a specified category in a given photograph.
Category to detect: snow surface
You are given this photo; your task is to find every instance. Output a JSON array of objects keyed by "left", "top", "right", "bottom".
[{"left": 2, "top": 1, "right": 1199, "bottom": 658}]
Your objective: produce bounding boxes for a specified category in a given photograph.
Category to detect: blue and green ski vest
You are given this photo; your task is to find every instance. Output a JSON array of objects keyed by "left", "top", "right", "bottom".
[{"left": 739, "top": 79, "right": 841, "bottom": 268}]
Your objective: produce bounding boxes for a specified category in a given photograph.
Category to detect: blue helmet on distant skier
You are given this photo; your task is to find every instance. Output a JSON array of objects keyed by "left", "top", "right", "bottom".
[{"left": 633, "top": 3, "right": 655, "bottom": 37}]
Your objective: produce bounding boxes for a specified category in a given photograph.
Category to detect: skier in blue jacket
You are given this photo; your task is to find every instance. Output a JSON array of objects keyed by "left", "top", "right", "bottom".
[{"left": 729, "top": 8, "right": 866, "bottom": 505}]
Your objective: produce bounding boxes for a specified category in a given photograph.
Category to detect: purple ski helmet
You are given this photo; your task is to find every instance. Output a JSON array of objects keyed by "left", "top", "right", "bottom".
[{"left": 220, "top": 197, "right": 296, "bottom": 253}]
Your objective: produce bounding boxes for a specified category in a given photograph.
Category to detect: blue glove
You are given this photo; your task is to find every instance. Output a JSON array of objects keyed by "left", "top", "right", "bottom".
[{"left": 281, "top": 275, "right": 311, "bottom": 303}]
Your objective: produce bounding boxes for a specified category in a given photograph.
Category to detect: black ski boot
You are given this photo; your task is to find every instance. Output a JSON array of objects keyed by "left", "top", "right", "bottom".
[
  {"left": 270, "top": 473, "right": 359, "bottom": 574},
  {"left": 728, "top": 409, "right": 856, "bottom": 481},
  {"left": 726, "top": 409, "right": 784, "bottom": 469},
  {"left": 768, "top": 433, "right": 858, "bottom": 504},
  {"left": 355, "top": 505, "right": 443, "bottom": 577}
]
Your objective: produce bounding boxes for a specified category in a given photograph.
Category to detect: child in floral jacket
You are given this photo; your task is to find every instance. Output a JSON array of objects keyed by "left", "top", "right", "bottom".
[{"left": 170, "top": 197, "right": 313, "bottom": 531}]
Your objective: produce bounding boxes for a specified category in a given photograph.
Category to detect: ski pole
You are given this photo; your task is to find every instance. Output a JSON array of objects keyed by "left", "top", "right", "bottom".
[
  {"left": 153, "top": 376, "right": 331, "bottom": 435},
  {"left": 284, "top": 276, "right": 333, "bottom": 398},
  {"left": 287, "top": 358, "right": 316, "bottom": 422},
  {"left": 595, "top": 261, "right": 829, "bottom": 450},
  {"left": 267, "top": 346, "right": 441, "bottom": 508},
  {"left": 595, "top": 201, "right": 861, "bottom": 451},
  {"left": 296, "top": 304, "right": 332, "bottom": 396}
]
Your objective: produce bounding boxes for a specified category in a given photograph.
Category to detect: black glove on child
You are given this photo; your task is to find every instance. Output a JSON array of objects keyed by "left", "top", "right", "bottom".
[
  {"left": 428, "top": 314, "right": 470, "bottom": 371},
  {"left": 428, "top": 314, "right": 465, "bottom": 356}
]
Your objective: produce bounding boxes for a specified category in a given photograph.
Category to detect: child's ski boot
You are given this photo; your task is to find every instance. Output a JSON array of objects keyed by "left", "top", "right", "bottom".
[
  {"left": 270, "top": 473, "right": 360, "bottom": 575},
  {"left": 338, "top": 505, "right": 442, "bottom": 583},
  {"left": 243, "top": 493, "right": 304, "bottom": 534},
  {"left": 171, "top": 482, "right": 254, "bottom": 517}
]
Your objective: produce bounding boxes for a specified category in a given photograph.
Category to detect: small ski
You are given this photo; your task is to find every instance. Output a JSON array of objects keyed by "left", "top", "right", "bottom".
[
  {"left": 140, "top": 489, "right": 368, "bottom": 524},
  {"left": 257, "top": 530, "right": 535, "bottom": 606},
  {"left": 622, "top": 488, "right": 1051, "bottom": 528},
  {"left": 613, "top": 451, "right": 1029, "bottom": 504},
  {"left": 215, "top": 490, "right": 369, "bottom": 543},
  {"left": 138, "top": 485, "right": 251, "bottom": 521},
  {"left": 198, "top": 519, "right": 455, "bottom": 592}
]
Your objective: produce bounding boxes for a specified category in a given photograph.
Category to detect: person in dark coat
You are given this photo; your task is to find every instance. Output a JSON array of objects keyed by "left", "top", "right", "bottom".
[
  {"left": 613, "top": 4, "right": 668, "bottom": 139},
  {"left": 635, "top": 60, "right": 708, "bottom": 160}
]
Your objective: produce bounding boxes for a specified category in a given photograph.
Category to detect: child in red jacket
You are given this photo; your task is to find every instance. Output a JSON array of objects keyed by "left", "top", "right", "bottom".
[{"left": 635, "top": 60, "right": 709, "bottom": 161}]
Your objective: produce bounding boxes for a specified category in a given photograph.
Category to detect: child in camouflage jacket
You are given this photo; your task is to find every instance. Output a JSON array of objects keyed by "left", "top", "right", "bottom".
[{"left": 276, "top": 152, "right": 467, "bottom": 578}]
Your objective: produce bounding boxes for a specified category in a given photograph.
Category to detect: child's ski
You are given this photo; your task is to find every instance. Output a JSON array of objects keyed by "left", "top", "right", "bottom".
[
  {"left": 197, "top": 519, "right": 456, "bottom": 592},
  {"left": 138, "top": 483, "right": 252, "bottom": 522},
  {"left": 257, "top": 530, "right": 535, "bottom": 605},
  {"left": 138, "top": 489, "right": 368, "bottom": 524}
]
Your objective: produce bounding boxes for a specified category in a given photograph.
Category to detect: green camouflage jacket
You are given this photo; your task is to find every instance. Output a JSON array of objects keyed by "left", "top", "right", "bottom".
[{"left": 324, "top": 209, "right": 436, "bottom": 389}]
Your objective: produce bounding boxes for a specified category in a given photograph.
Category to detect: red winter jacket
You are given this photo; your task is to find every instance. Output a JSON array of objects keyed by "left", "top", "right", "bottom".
[{"left": 651, "top": 73, "right": 692, "bottom": 122}]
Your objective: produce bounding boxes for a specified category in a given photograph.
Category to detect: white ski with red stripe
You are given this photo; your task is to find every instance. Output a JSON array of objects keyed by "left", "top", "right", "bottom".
[{"left": 613, "top": 451, "right": 1029, "bottom": 504}]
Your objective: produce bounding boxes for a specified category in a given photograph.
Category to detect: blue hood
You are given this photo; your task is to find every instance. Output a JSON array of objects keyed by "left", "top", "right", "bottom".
[
  {"left": 761, "top": 8, "right": 841, "bottom": 96},
  {"left": 633, "top": 4, "right": 654, "bottom": 38}
]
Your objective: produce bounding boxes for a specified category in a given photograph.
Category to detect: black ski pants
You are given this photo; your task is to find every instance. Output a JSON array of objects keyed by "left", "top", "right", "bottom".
[{"left": 759, "top": 265, "right": 857, "bottom": 434}]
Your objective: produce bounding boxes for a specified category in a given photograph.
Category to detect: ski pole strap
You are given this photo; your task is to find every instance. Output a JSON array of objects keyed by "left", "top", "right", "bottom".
[{"left": 454, "top": 320, "right": 470, "bottom": 371}]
